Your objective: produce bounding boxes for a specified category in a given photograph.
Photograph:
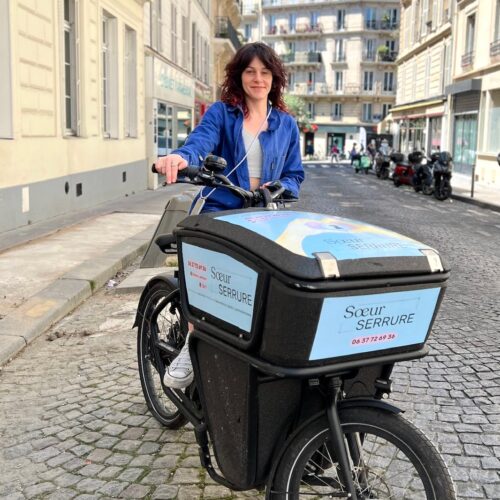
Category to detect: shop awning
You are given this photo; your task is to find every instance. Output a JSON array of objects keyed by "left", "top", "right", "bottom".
[{"left": 390, "top": 98, "right": 446, "bottom": 115}]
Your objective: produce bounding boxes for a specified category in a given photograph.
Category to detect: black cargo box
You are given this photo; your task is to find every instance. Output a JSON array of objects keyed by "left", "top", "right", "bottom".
[{"left": 174, "top": 209, "right": 449, "bottom": 489}]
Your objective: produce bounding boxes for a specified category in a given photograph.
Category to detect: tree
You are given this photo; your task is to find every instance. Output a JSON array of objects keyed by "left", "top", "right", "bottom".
[{"left": 284, "top": 94, "right": 314, "bottom": 132}]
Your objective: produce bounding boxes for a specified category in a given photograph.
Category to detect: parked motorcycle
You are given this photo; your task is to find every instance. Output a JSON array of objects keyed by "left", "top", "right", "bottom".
[{"left": 432, "top": 152, "right": 453, "bottom": 201}]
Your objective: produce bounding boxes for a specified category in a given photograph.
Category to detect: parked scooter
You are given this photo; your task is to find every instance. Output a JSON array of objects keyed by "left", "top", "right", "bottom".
[
  {"left": 353, "top": 152, "right": 372, "bottom": 174},
  {"left": 374, "top": 140, "right": 392, "bottom": 179},
  {"left": 412, "top": 153, "right": 434, "bottom": 195},
  {"left": 432, "top": 151, "right": 453, "bottom": 201},
  {"left": 392, "top": 151, "right": 427, "bottom": 187}
]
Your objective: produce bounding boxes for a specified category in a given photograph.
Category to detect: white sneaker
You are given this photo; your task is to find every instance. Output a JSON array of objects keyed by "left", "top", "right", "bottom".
[{"left": 163, "top": 337, "right": 193, "bottom": 389}]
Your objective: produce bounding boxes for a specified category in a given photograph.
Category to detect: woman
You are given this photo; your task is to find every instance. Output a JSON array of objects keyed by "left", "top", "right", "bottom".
[{"left": 155, "top": 42, "right": 304, "bottom": 388}]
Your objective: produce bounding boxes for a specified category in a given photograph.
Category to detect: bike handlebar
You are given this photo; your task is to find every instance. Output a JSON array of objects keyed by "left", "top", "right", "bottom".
[{"left": 152, "top": 156, "right": 296, "bottom": 208}]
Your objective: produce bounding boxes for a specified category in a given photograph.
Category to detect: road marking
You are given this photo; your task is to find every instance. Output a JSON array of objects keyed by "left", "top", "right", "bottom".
[
  {"left": 476, "top": 230, "right": 491, "bottom": 237},
  {"left": 327, "top": 193, "right": 343, "bottom": 197},
  {"left": 401, "top": 204, "right": 429, "bottom": 211},
  {"left": 466, "top": 209, "right": 488, "bottom": 217}
]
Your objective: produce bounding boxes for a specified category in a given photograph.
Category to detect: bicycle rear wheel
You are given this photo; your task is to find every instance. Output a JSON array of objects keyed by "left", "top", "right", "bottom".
[
  {"left": 137, "top": 281, "right": 188, "bottom": 428},
  {"left": 273, "top": 407, "right": 455, "bottom": 499}
]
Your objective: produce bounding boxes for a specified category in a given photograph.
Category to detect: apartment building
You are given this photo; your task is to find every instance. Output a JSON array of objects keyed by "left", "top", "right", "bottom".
[
  {"left": 0, "top": 0, "right": 147, "bottom": 233},
  {"left": 241, "top": 0, "right": 400, "bottom": 157},
  {"left": 144, "top": 0, "right": 212, "bottom": 188},
  {"left": 447, "top": 0, "right": 500, "bottom": 187},
  {"left": 213, "top": 0, "right": 243, "bottom": 99},
  {"left": 143, "top": 0, "right": 242, "bottom": 188},
  {"left": 391, "top": 0, "right": 453, "bottom": 155}
]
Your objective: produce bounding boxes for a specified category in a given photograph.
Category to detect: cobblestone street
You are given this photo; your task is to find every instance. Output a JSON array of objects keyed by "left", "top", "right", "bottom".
[
  {"left": 0, "top": 164, "right": 499, "bottom": 499},
  {"left": 0, "top": 288, "right": 261, "bottom": 499}
]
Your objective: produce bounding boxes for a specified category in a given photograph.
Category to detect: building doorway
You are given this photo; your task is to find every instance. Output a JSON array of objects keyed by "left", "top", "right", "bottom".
[
  {"left": 304, "top": 131, "right": 315, "bottom": 157},
  {"left": 453, "top": 113, "right": 478, "bottom": 176},
  {"left": 327, "top": 133, "right": 345, "bottom": 157}
]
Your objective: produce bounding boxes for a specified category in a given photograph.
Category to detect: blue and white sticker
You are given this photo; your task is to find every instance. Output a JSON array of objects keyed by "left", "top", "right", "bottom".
[
  {"left": 216, "top": 211, "right": 435, "bottom": 261},
  {"left": 309, "top": 287, "right": 441, "bottom": 360},
  {"left": 182, "top": 243, "right": 258, "bottom": 332}
]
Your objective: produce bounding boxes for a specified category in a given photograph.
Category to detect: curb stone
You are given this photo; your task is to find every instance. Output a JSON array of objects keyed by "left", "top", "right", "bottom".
[{"left": 0, "top": 228, "right": 154, "bottom": 368}]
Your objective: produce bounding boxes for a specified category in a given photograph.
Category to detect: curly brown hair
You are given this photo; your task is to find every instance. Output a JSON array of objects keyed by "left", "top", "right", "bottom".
[{"left": 220, "top": 42, "right": 288, "bottom": 115}]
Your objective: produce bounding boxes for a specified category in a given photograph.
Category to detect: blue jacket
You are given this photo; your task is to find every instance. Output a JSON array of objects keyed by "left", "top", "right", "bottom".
[{"left": 171, "top": 101, "right": 304, "bottom": 212}]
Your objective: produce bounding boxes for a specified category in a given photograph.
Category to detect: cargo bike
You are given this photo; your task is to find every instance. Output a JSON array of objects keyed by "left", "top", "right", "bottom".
[{"left": 135, "top": 156, "right": 456, "bottom": 499}]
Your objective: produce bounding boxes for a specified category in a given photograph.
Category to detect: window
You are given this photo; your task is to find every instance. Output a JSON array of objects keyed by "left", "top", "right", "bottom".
[
  {"left": 0, "top": 0, "right": 12, "bottom": 138},
  {"left": 465, "top": 14, "right": 475, "bottom": 54},
  {"left": 310, "top": 11, "right": 319, "bottom": 28},
  {"left": 382, "top": 103, "right": 392, "bottom": 118},
  {"left": 383, "top": 72, "right": 394, "bottom": 92},
  {"left": 63, "top": 0, "right": 78, "bottom": 135},
  {"left": 268, "top": 15, "right": 276, "bottom": 34},
  {"left": 494, "top": 0, "right": 500, "bottom": 42},
  {"left": 204, "top": 39, "right": 209, "bottom": 84},
  {"left": 307, "top": 103, "right": 315, "bottom": 119},
  {"left": 102, "top": 11, "right": 118, "bottom": 138},
  {"left": 308, "top": 72, "right": 316, "bottom": 92},
  {"left": 337, "top": 10, "right": 346, "bottom": 30},
  {"left": 124, "top": 27, "right": 137, "bottom": 138},
  {"left": 362, "top": 103, "right": 373, "bottom": 121},
  {"left": 363, "top": 71, "right": 374, "bottom": 91},
  {"left": 289, "top": 13, "right": 296, "bottom": 32},
  {"left": 487, "top": 90, "right": 500, "bottom": 151},
  {"left": 335, "top": 39, "right": 345, "bottom": 60},
  {"left": 335, "top": 71, "right": 343, "bottom": 91},
  {"left": 152, "top": 0, "right": 163, "bottom": 52},
  {"left": 421, "top": 0, "right": 429, "bottom": 36},
  {"left": 288, "top": 72, "right": 295, "bottom": 89},
  {"left": 244, "top": 23, "right": 252, "bottom": 40},
  {"left": 182, "top": 16, "right": 189, "bottom": 71},
  {"left": 332, "top": 103, "right": 342, "bottom": 119},
  {"left": 365, "top": 39, "right": 375, "bottom": 60},
  {"left": 171, "top": 4, "right": 177, "bottom": 63},
  {"left": 365, "top": 7, "right": 376, "bottom": 29}
]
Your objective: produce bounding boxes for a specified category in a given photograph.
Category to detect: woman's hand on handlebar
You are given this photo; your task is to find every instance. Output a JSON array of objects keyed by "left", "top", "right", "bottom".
[{"left": 155, "top": 154, "right": 188, "bottom": 184}]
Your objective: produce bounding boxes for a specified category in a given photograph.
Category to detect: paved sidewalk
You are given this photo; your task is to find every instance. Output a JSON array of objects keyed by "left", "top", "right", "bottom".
[{"left": 0, "top": 184, "right": 191, "bottom": 367}]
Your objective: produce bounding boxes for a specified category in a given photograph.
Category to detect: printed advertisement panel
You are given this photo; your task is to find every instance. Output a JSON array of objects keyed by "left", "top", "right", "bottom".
[
  {"left": 309, "top": 287, "right": 441, "bottom": 360},
  {"left": 216, "top": 211, "right": 434, "bottom": 261},
  {"left": 182, "top": 243, "right": 258, "bottom": 332}
]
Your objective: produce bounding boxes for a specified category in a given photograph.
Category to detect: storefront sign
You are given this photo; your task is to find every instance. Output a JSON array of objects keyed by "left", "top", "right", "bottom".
[{"left": 154, "top": 59, "right": 194, "bottom": 108}]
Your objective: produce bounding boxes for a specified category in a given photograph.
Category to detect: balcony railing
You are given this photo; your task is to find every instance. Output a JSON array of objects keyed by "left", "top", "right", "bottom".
[
  {"left": 267, "top": 23, "right": 323, "bottom": 35},
  {"left": 215, "top": 17, "right": 242, "bottom": 51},
  {"left": 242, "top": 3, "right": 259, "bottom": 15},
  {"left": 332, "top": 52, "right": 346, "bottom": 62},
  {"left": 491, "top": 39, "right": 500, "bottom": 57},
  {"left": 281, "top": 51, "right": 322, "bottom": 64},
  {"left": 377, "top": 51, "right": 398, "bottom": 62},
  {"left": 461, "top": 51, "right": 474, "bottom": 67},
  {"left": 365, "top": 20, "right": 399, "bottom": 30},
  {"left": 263, "top": 0, "right": 334, "bottom": 7},
  {"left": 363, "top": 51, "right": 376, "bottom": 61}
]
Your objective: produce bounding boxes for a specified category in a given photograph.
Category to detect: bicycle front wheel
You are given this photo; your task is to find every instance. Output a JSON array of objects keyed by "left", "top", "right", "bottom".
[
  {"left": 273, "top": 407, "right": 455, "bottom": 500},
  {"left": 137, "top": 281, "right": 188, "bottom": 429}
]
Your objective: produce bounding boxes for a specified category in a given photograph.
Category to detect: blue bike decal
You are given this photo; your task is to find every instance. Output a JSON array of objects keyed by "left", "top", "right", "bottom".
[
  {"left": 216, "top": 211, "right": 436, "bottom": 260},
  {"left": 182, "top": 243, "right": 258, "bottom": 332},
  {"left": 309, "top": 287, "right": 441, "bottom": 360}
]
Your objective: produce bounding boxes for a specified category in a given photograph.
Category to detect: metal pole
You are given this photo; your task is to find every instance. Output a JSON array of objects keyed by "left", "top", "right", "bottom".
[{"left": 471, "top": 162, "right": 476, "bottom": 198}]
